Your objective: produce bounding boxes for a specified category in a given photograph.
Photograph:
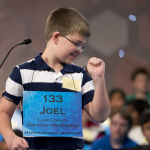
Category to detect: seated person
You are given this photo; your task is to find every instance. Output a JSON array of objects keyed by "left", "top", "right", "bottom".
[
  {"left": 127, "top": 100, "right": 149, "bottom": 145},
  {"left": 101, "top": 88, "right": 126, "bottom": 135},
  {"left": 140, "top": 109, "right": 150, "bottom": 145},
  {"left": 0, "top": 134, "right": 3, "bottom": 142},
  {"left": 92, "top": 109, "right": 138, "bottom": 150},
  {"left": 126, "top": 68, "right": 150, "bottom": 105},
  {"left": 109, "top": 88, "right": 126, "bottom": 113}
]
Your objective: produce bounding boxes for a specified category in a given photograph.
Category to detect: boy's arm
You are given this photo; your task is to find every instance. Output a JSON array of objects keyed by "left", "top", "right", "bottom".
[
  {"left": 0, "top": 97, "right": 29, "bottom": 149},
  {"left": 84, "top": 57, "right": 110, "bottom": 123}
]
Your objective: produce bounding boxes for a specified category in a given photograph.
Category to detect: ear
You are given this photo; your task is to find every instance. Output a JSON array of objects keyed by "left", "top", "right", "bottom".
[{"left": 52, "top": 32, "right": 60, "bottom": 44}]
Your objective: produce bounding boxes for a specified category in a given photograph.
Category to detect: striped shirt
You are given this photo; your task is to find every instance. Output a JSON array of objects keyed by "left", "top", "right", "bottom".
[{"left": 3, "top": 53, "right": 95, "bottom": 149}]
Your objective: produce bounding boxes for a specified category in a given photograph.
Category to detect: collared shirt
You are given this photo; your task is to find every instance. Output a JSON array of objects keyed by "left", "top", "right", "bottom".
[
  {"left": 3, "top": 53, "right": 95, "bottom": 149},
  {"left": 3, "top": 53, "right": 94, "bottom": 107},
  {"left": 92, "top": 135, "right": 138, "bottom": 150}
]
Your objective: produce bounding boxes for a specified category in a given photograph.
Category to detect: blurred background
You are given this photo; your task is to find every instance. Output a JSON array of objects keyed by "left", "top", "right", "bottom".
[{"left": 0, "top": 0, "right": 150, "bottom": 95}]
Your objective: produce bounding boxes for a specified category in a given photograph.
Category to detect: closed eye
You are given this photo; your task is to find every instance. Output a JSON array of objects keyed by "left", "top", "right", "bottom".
[{"left": 75, "top": 43, "right": 81, "bottom": 46}]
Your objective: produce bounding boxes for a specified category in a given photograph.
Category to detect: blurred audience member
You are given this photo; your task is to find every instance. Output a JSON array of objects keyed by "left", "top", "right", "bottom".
[
  {"left": 101, "top": 88, "right": 126, "bottom": 135},
  {"left": 0, "top": 135, "right": 3, "bottom": 142},
  {"left": 127, "top": 100, "right": 149, "bottom": 145},
  {"left": 109, "top": 88, "right": 126, "bottom": 113},
  {"left": 11, "top": 102, "right": 22, "bottom": 131},
  {"left": 140, "top": 109, "right": 150, "bottom": 145},
  {"left": 126, "top": 68, "right": 150, "bottom": 105},
  {"left": 82, "top": 110, "right": 105, "bottom": 150},
  {"left": 92, "top": 109, "right": 138, "bottom": 150}
]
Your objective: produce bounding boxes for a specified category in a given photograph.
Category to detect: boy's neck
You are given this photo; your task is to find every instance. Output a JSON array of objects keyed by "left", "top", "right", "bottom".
[
  {"left": 135, "top": 91, "right": 147, "bottom": 99},
  {"left": 110, "top": 136, "right": 125, "bottom": 149},
  {"left": 42, "top": 46, "right": 63, "bottom": 74}
]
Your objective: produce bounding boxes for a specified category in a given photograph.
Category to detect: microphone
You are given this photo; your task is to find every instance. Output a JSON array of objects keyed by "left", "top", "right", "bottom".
[
  {"left": 0, "top": 39, "right": 32, "bottom": 69},
  {"left": 20, "top": 39, "right": 32, "bottom": 45}
]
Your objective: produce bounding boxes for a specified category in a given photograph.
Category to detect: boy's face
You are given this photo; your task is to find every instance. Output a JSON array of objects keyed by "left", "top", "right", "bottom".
[
  {"left": 110, "top": 92, "right": 125, "bottom": 112},
  {"left": 110, "top": 113, "right": 130, "bottom": 141},
  {"left": 132, "top": 73, "right": 149, "bottom": 93},
  {"left": 142, "top": 122, "right": 150, "bottom": 145},
  {"left": 54, "top": 32, "right": 86, "bottom": 64},
  {"left": 127, "top": 105, "right": 139, "bottom": 126}
]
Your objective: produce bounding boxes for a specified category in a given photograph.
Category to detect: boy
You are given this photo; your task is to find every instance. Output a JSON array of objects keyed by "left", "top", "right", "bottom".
[
  {"left": 120, "top": 109, "right": 150, "bottom": 150},
  {"left": 126, "top": 100, "right": 149, "bottom": 145},
  {"left": 0, "top": 7, "right": 110, "bottom": 150},
  {"left": 126, "top": 68, "right": 150, "bottom": 105},
  {"left": 92, "top": 109, "right": 138, "bottom": 150},
  {"left": 140, "top": 109, "right": 150, "bottom": 145},
  {"left": 109, "top": 88, "right": 126, "bottom": 113},
  {"left": 101, "top": 88, "right": 126, "bottom": 136}
]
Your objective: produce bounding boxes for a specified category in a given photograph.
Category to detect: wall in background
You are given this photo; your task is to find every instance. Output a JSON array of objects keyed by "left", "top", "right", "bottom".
[{"left": 0, "top": 0, "right": 150, "bottom": 95}]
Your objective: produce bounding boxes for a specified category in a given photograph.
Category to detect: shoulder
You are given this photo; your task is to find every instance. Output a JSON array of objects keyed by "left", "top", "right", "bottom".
[
  {"left": 147, "top": 92, "right": 150, "bottom": 96},
  {"left": 17, "top": 59, "right": 35, "bottom": 70},
  {"left": 9, "top": 59, "right": 35, "bottom": 81},
  {"left": 92, "top": 136, "right": 110, "bottom": 150},
  {"left": 71, "top": 63, "right": 85, "bottom": 73},
  {"left": 124, "top": 137, "right": 138, "bottom": 147},
  {"left": 126, "top": 94, "right": 135, "bottom": 101},
  {"left": 93, "top": 135, "right": 109, "bottom": 146}
]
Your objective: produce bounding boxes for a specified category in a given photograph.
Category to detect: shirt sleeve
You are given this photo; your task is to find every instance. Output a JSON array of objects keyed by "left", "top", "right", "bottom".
[
  {"left": 81, "top": 69, "right": 94, "bottom": 109},
  {"left": 2, "top": 66, "right": 23, "bottom": 105}
]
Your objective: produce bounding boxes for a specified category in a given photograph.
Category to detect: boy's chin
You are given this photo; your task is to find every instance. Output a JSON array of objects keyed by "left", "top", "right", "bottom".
[
  {"left": 60, "top": 58, "right": 73, "bottom": 65},
  {"left": 65, "top": 60, "right": 73, "bottom": 65},
  {"left": 66, "top": 62, "right": 73, "bottom": 65}
]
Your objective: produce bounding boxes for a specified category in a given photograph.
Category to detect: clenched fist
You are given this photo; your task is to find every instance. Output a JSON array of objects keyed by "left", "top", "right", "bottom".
[{"left": 87, "top": 57, "right": 105, "bottom": 78}]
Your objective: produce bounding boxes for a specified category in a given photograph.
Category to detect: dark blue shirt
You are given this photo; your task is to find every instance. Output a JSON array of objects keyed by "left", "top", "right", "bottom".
[{"left": 92, "top": 135, "right": 138, "bottom": 150}]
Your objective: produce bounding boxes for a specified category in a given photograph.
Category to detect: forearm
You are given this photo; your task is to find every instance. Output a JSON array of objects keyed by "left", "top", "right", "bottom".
[
  {"left": 0, "top": 112, "right": 15, "bottom": 145},
  {"left": 90, "top": 75, "right": 110, "bottom": 122}
]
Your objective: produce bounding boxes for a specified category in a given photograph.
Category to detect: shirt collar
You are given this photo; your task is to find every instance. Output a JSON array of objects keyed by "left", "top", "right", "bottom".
[
  {"left": 35, "top": 53, "right": 75, "bottom": 73},
  {"left": 34, "top": 53, "right": 50, "bottom": 70},
  {"left": 61, "top": 63, "right": 75, "bottom": 74}
]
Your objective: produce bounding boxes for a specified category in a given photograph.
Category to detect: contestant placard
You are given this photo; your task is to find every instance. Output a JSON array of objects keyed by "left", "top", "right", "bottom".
[{"left": 23, "top": 91, "right": 83, "bottom": 137}]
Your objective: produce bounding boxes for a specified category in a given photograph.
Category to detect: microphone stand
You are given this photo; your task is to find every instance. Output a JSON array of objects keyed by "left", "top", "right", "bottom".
[
  {"left": 0, "top": 43, "right": 22, "bottom": 69},
  {"left": 0, "top": 39, "right": 32, "bottom": 69}
]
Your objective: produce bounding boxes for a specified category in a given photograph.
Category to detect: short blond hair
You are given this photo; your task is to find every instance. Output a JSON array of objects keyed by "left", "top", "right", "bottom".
[{"left": 45, "top": 7, "right": 91, "bottom": 42}]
